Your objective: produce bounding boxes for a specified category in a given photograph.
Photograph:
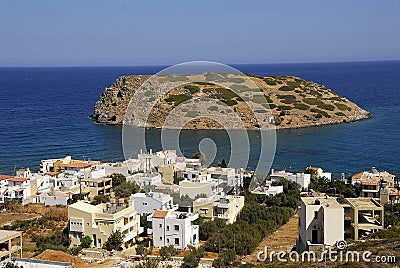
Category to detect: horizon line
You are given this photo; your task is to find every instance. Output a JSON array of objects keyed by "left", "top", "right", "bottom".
[{"left": 0, "top": 59, "right": 399, "bottom": 68}]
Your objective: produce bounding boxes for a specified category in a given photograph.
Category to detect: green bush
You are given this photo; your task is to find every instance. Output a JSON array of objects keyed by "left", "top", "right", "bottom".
[
  {"left": 278, "top": 86, "right": 294, "bottom": 91},
  {"left": 294, "top": 103, "right": 310, "bottom": 110},
  {"left": 227, "top": 77, "right": 245, "bottom": 83},
  {"left": 184, "top": 85, "right": 200, "bottom": 94},
  {"left": 165, "top": 94, "right": 190, "bottom": 106},
  {"left": 185, "top": 111, "right": 199, "bottom": 118},
  {"left": 335, "top": 111, "right": 346, "bottom": 116},
  {"left": 103, "top": 231, "right": 123, "bottom": 251},
  {"left": 310, "top": 108, "right": 331, "bottom": 118},
  {"left": 277, "top": 105, "right": 293, "bottom": 111},
  {"left": 334, "top": 103, "right": 352, "bottom": 111},
  {"left": 81, "top": 235, "right": 92, "bottom": 248},
  {"left": 251, "top": 95, "right": 268, "bottom": 104},
  {"left": 263, "top": 78, "right": 277, "bottom": 86},
  {"left": 207, "top": 106, "right": 219, "bottom": 111},
  {"left": 277, "top": 94, "right": 296, "bottom": 100}
]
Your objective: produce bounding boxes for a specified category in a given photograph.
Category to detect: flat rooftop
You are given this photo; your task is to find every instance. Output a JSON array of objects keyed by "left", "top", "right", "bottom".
[
  {"left": 0, "top": 230, "right": 22, "bottom": 242},
  {"left": 345, "top": 198, "right": 383, "bottom": 210},
  {"left": 301, "top": 196, "right": 342, "bottom": 208}
]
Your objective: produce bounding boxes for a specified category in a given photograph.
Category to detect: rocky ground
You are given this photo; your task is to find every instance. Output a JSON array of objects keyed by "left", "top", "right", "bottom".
[{"left": 91, "top": 73, "right": 371, "bottom": 130}]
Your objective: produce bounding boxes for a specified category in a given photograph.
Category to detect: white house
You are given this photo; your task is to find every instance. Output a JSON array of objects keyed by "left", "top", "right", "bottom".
[
  {"left": 127, "top": 172, "right": 162, "bottom": 187},
  {"left": 130, "top": 192, "right": 176, "bottom": 215},
  {"left": 147, "top": 209, "right": 199, "bottom": 249},
  {"left": 270, "top": 169, "right": 311, "bottom": 189},
  {"left": 297, "top": 196, "right": 344, "bottom": 253}
]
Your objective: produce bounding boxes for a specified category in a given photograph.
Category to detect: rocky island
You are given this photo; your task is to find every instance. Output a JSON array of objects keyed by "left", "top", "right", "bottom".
[{"left": 91, "top": 73, "right": 371, "bottom": 129}]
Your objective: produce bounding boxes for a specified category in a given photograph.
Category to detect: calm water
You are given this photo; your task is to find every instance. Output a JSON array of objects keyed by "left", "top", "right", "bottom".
[{"left": 0, "top": 61, "right": 399, "bottom": 177}]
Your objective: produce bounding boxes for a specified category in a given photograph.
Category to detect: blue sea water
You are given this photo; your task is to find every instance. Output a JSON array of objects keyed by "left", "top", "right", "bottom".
[{"left": 0, "top": 61, "right": 399, "bottom": 177}]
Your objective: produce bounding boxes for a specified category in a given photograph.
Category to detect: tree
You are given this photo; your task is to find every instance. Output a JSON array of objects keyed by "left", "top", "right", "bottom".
[
  {"left": 220, "top": 159, "right": 227, "bottom": 168},
  {"left": 212, "top": 248, "right": 236, "bottom": 268},
  {"left": 110, "top": 173, "right": 127, "bottom": 188},
  {"left": 81, "top": 235, "right": 92, "bottom": 248},
  {"left": 103, "top": 231, "right": 123, "bottom": 251},
  {"left": 182, "top": 246, "right": 205, "bottom": 268},
  {"left": 114, "top": 181, "right": 140, "bottom": 198},
  {"left": 91, "top": 195, "right": 110, "bottom": 205},
  {"left": 159, "top": 245, "right": 178, "bottom": 260}
]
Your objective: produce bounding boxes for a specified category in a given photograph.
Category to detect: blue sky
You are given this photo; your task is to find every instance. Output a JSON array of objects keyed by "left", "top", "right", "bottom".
[{"left": 0, "top": 0, "right": 399, "bottom": 66}]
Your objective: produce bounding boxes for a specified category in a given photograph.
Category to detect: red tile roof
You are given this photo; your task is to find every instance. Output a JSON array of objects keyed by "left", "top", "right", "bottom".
[
  {"left": 152, "top": 210, "right": 169, "bottom": 218},
  {"left": 352, "top": 172, "right": 364, "bottom": 180},
  {"left": 10, "top": 177, "right": 29, "bottom": 182},
  {"left": 0, "top": 174, "right": 13, "bottom": 181},
  {"left": 62, "top": 162, "right": 92, "bottom": 169},
  {"left": 45, "top": 171, "right": 60, "bottom": 176},
  {"left": 361, "top": 181, "right": 379, "bottom": 186}
]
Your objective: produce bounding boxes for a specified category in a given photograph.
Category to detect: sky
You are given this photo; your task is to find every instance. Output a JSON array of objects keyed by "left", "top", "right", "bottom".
[{"left": 0, "top": 0, "right": 399, "bottom": 66}]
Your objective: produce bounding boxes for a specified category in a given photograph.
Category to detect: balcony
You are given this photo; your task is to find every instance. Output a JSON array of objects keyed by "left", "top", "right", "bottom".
[{"left": 217, "top": 214, "right": 230, "bottom": 220}]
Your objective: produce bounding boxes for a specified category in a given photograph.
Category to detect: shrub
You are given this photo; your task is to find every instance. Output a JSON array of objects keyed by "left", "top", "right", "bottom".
[
  {"left": 277, "top": 94, "right": 296, "bottom": 100},
  {"left": 185, "top": 111, "right": 199, "bottom": 118},
  {"left": 280, "top": 99, "right": 297, "bottom": 104},
  {"left": 110, "top": 173, "right": 126, "bottom": 187},
  {"left": 252, "top": 95, "right": 268, "bottom": 104},
  {"left": 294, "top": 103, "right": 310, "bottom": 110},
  {"left": 165, "top": 94, "right": 190, "bottom": 106},
  {"left": 114, "top": 181, "right": 140, "bottom": 198},
  {"left": 334, "top": 103, "right": 352, "bottom": 111},
  {"left": 277, "top": 105, "right": 293, "bottom": 111},
  {"left": 263, "top": 78, "right": 277, "bottom": 86},
  {"left": 81, "top": 235, "right": 92, "bottom": 248},
  {"left": 278, "top": 86, "right": 294, "bottom": 91},
  {"left": 335, "top": 111, "right": 346, "bottom": 116},
  {"left": 103, "top": 231, "right": 123, "bottom": 251},
  {"left": 227, "top": 77, "right": 245, "bottom": 83},
  {"left": 184, "top": 85, "right": 200, "bottom": 94},
  {"left": 207, "top": 106, "right": 219, "bottom": 111},
  {"left": 310, "top": 108, "right": 331, "bottom": 118},
  {"left": 159, "top": 245, "right": 178, "bottom": 260}
]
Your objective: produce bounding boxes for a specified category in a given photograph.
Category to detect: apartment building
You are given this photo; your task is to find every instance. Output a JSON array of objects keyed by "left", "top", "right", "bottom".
[
  {"left": 68, "top": 200, "right": 142, "bottom": 248},
  {"left": 147, "top": 209, "right": 198, "bottom": 249},
  {"left": 130, "top": 192, "right": 176, "bottom": 215},
  {"left": 270, "top": 169, "right": 311, "bottom": 189},
  {"left": 193, "top": 195, "right": 245, "bottom": 224}
]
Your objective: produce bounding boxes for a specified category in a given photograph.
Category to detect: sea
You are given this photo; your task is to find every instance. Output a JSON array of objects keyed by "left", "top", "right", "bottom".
[{"left": 0, "top": 61, "right": 399, "bottom": 177}]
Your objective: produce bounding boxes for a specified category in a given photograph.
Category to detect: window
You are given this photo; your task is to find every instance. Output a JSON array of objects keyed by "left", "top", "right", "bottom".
[
  {"left": 159, "top": 223, "right": 162, "bottom": 228},
  {"left": 314, "top": 211, "right": 318, "bottom": 219},
  {"left": 174, "top": 225, "right": 179, "bottom": 231},
  {"left": 143, "top": 202, "right": 148, "bottom": 206},
  {"left": 174, "top": 238, "right": 179, "bottom": 245},
  {"left": 166, "top": 238, "right": 170, "bottom": 244},
  {"left": 166, "top": 225, "right": 170, "bottom": 231},
  {"left": 159, "top": 236, "right": 162, "bottom": 240}
]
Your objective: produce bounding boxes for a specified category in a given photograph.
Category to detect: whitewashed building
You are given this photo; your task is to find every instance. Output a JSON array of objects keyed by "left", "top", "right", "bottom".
[
  {"left": 147, "top": 209, "right": 199, "bottom": 249},
  {"left": 270, "top": 169, "right": 311, "bottom": 189},
  {"left": 130, "top": 192, "right": 176, "bottom": 215},
  {"left": 297, "top": 196, "right": 344, "bottom": 253}
]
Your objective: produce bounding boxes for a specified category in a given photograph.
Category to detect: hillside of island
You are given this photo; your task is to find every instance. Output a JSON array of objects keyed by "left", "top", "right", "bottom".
[{"left": 91, "top": 73, "right": 371, "bottom": 129}]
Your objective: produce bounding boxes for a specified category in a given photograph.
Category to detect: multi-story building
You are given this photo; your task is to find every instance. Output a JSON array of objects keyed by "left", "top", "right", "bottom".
[
  {"left": 270, "top": 169, "right": 311, "bottom": 189},
  {"left": 0, "top": 230, "right": 22, "bottom": 263},
  {"left": 351, "top": 167, "right": 396, "bottom": 198},
  {"left": 193, "top": 195, "right": 245, "bottom": 224},
  {"left": 80, "top": 177, "right": 112, "bottom": 198},
  {"left": 147, "top": 209, "right": 198, "bottom": 249},
  {"left": 130, "top": 192, "right": 176, "bottom": 215},
  {"left": 68, "top": 200, "right": 142, "bottom": 248},
  {"left": 297, "top": 196, "right": 344, "bottom": 253}
]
